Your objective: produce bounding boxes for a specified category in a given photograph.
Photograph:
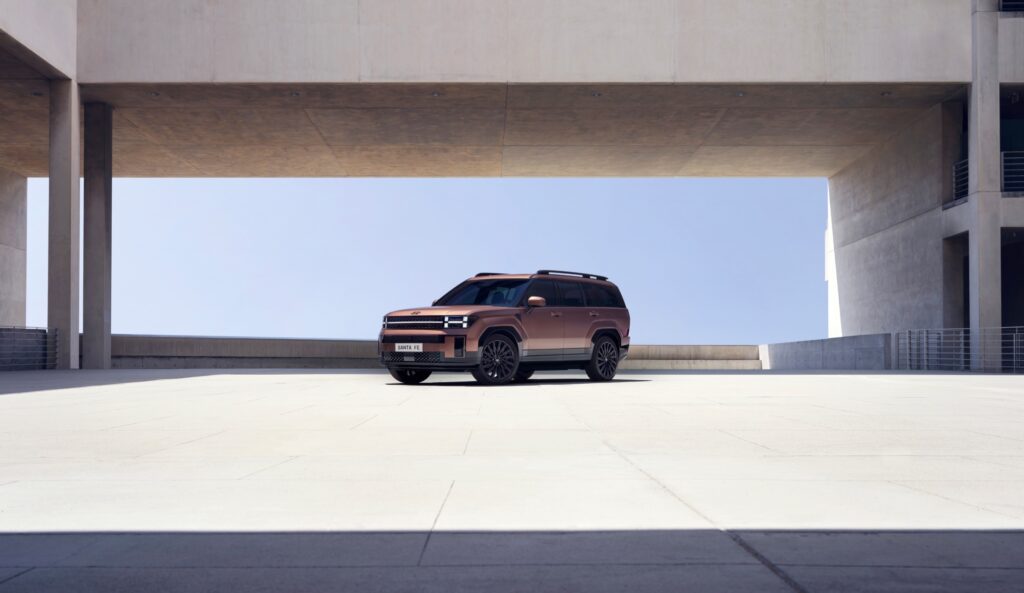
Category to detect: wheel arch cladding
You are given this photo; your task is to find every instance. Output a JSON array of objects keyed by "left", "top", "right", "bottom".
[
  {"left": 591, "top": 329, "right": 621, "bottom": 347},
  {"left": 479, "top": 326, "right": 522, "bottom": 347}
]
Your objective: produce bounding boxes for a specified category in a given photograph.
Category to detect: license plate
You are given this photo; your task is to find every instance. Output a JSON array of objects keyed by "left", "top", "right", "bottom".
[{"left": 395, "top": 343, "right": 423, "bottom": 352}]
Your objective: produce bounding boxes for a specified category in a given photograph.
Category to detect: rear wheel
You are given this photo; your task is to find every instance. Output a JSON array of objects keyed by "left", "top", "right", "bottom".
[
  {"left": 512, "top": 367, "right": 534, "bottom": 382},
  {"left": 388, "top": 368, "right": 432, "bottom": 385},
  {"left": 471, "top": 334, "right": 519, "bottom": 385},
  {"left": 585, "top": 336, "right": 620, "bottom": 381}
]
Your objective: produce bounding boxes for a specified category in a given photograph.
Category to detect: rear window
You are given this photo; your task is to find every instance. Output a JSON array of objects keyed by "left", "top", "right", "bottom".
[{"left": 583, "top": 283, "right": 626, "bottom": 308}]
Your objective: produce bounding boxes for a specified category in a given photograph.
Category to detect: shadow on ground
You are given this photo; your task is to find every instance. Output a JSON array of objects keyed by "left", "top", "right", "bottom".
[
  {"left": 1, "top": 530, "right": 1022, "bottom": 592},
  {"left": 405, "top": 378, "right": 653, "bottom": 387}
]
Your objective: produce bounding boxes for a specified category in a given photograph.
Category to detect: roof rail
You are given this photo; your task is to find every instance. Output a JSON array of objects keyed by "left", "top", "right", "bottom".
[
  {"left": 536, "top": 269, "right": 609, "bottom": 281},
  {"left": 474, "top": 272, "right": 505, "bottom": 277}
]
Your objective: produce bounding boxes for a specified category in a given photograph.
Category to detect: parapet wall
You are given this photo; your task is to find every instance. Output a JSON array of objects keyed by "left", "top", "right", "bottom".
[
  {"left": 104, "top": 334, "right": 763, "bottom": 371},
  {"left": 98, "top": 334, "right": 891, "bottom": 372},
  {"left": 109, "top": 334, "right": 379, "bottom": 369},
  {"left": 759, "top": 334, "right": 893, "bottom": 371}
]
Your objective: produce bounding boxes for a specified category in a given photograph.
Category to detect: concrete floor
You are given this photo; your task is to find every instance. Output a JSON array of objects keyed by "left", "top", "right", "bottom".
[{"left": 0, "top": 370, "right": 1022, "bottom": 592}]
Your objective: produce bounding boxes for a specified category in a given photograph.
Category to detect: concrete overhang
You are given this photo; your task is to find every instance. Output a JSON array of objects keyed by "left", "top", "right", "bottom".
[{"left": 0, "top": 78, "right": 965, "bottom": 178}]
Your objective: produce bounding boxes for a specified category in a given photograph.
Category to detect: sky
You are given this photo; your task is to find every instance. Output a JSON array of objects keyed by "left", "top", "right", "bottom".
[{"left": 25, "top": 177, "right": 828, "bottom": 345}]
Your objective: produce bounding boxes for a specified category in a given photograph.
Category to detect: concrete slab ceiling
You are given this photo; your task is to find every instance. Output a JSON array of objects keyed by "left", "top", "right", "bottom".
[{"left": 0, "top": 81, "right": 965, "bottom": 178}]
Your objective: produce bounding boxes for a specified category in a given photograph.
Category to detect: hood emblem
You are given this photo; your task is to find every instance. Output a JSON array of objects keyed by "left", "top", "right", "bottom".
[{"left": 410, "top": 311, "right": 421, "bottom": 316}]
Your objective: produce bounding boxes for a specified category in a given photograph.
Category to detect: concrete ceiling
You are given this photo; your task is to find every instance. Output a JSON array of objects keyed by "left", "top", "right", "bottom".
[{"left": 0, "top": 80, "right": 964, "bottom": 178}]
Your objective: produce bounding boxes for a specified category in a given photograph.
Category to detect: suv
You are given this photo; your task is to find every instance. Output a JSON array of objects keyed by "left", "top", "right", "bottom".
[{"left": 379, "top": 270, "right": 630, "bottom": 385}]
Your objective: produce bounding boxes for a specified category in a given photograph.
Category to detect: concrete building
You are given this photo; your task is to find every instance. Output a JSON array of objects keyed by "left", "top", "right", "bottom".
[{"left": 0, "top": 0, "right": 1021, "bottom": 369}]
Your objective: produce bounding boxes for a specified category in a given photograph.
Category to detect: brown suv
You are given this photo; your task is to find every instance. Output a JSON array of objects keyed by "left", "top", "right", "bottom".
[{"left": 379, "top": 270, "right": 630, "bottom": 385}]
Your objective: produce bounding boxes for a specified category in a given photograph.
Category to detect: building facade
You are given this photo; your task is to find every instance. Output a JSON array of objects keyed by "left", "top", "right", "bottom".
[{"left": 0, "top": 0, "right": 1021, "bottom": 369}]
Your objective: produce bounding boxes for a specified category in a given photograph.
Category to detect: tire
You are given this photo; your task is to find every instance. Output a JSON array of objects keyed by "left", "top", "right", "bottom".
[
  {"left": 471, "top": 334, "right": 520, "bottom": 385},
  {"left": 585, "top": 336, "right": 620, "bottom": 381},
  {"left": 388, "top": 368, "right": 432, "bottom": 385},
  {"left": 512, "top": 367, "right": 534, "bottom": 382}
]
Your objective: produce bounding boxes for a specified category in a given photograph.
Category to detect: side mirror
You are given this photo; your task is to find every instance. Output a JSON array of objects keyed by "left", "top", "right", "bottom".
[{"left": 527, "top": 296, "right": 547, "bottom": 308}]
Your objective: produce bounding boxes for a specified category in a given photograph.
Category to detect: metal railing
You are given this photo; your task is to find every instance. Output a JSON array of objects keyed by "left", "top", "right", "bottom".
[
  {"left": 0, "top": 327, "right": 58, "bottom": 371},
  {"left": 896, "top": 327, "right": 1024, "bottom": 372},
  {"left": 1004, "top": 151, "right": 1024, "bottom": 193},
  {"left": 952, "top": 158, "right": 969, "bottom": 202},
  {"left": 1001, "top": 0, "right": 1024, "bottom": 11}
]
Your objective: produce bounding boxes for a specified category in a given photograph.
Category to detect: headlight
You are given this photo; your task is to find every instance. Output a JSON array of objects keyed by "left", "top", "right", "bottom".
[{"left": 443, "top": 315, "right": 473, "bottom": 329}]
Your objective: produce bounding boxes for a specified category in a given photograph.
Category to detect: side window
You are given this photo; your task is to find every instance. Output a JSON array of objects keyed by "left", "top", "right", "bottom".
[
  {"left": 556, "top": 281, "right": 585, "bottom": 307},
  {"left": 608, "top": 286, "right": 626, "bottom": 308},
  {"left": 526, "top": 279, "right": 558, "bottom": 306},
  {"left": 583, "top": 283, "right": 614, "bottom": 307}
]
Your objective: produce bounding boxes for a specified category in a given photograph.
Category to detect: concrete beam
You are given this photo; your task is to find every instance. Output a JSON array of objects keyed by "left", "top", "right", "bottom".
[
  {"left": 82, "top": 102, "right": 112, "bottom": 369},
  {"left": 47, "top": 79, "right": 80, "bottom": 369},
  {"left": 0, "top": 166, "right": 26, "bottom": 326}
]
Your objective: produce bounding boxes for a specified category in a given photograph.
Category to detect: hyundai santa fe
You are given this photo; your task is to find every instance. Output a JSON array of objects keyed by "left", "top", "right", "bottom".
[{"left": 379, "top": 270, "right": 630, "bottom": 385}]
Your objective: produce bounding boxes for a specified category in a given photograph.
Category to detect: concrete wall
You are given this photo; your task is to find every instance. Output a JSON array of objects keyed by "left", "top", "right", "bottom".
[
  {"left": 827, "top": 103, "right": 960, "bottom": 335},
  {"left": 98, "top": 335, "right": 766, "bottom": 371},
  {"left": 107, "top": 335, "right": 380, "bottom": 369},
  {"left": 759, "top": 334, "right": 892, "bottom": 371},
  {"left": 1000, "top": 14, "right": 1024, "bottom": 83},
  {"left": 76, "top": 0, "right": 972, "bottom": 84},
  {"left": 0, "top": 167, "right": 25, "bottom": 326},
  {"left": 621, "top": 344, "right": 761, "bottom": 371},
  {"left": 0, "top": 0, "right": 76, "bottom": 78}
]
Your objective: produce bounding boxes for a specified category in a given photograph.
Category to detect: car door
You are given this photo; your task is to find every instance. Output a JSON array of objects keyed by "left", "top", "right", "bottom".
[
  {"left": 582, "top": 280, "right": 622, "bottom": 344},
  {"left": 520, "top": 279, "right": 563, "bottom": 358},
  {"left": 555, "top": 280, "right": 590, "bottom": 358}
]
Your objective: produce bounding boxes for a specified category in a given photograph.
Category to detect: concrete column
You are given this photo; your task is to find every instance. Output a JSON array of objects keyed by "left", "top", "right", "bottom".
[
  {"left": 47, "top": 79, "right": 81, "bottom": 369},
  {"left": 969, "top": 0, "right": 1001, "bottom": 196},
  {"left": 83, "top": 103, "right": 113, "bottom": 369},
  {"left": 0, "top": 167, "right": 27, "bottom": 326},
  {"left": 968, "top": 0, "right": 1002, "bottom": 370}
]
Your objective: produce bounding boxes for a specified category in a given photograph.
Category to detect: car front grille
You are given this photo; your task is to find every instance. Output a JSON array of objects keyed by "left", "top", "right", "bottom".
[
  {"left": 384, "top": 315, "right": 469, "bottom": 330},
  {"left": 382, "top": 352, "right": 444, "bottom": 363},
  {"left": 381, "top": 335, "right": 446, "bottom": 344}
]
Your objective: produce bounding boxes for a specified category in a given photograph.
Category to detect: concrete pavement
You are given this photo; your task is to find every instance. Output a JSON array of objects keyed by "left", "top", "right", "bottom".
[{"left": 0, "top": 369, "right": 1022, "bottom": 591}]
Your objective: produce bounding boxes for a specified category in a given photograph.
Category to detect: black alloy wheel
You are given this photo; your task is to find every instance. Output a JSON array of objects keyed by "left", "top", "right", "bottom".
[
  {"left": 585, "top": 337, "right": 619, "bottom": 381},
  {"left": 472, "top": 335, "right": 520, "bottom": 385}
]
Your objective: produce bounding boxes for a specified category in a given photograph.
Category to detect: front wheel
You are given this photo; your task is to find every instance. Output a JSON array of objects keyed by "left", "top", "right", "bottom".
[
  {"left": 512, "top": 367, "right": 534, "bottom": 382},
  {"left": 585, "top": 337, "right": 620, "bottom": 381},
  {"left": 471, "top": 334, "right": 520, "bottom": 385},
  {"left": 389, "top": 368, "right": 432, "bottom": 385}
]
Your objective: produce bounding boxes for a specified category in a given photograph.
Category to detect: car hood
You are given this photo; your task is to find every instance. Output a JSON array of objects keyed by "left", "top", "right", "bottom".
[{"left": 385, "top": 305, "right": 512, "bottom": 317}]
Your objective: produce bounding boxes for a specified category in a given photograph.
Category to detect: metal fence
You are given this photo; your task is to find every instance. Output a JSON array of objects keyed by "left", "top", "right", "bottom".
[
  {"left": 0, "top": 327, "right": 58, "bottom": 371},
  {"left": 951, "top": 158, "right": 969, "bottom": 202},
  {"left": 896, "top": 327, "right": 1024, "bottom": 372},
  {"left": 1005, "top": 151, "right": 1024, "bottom": 193}
]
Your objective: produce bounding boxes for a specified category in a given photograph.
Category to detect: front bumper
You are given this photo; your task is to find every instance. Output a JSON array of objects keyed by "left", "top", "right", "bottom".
[{"left": 378, "top": 330, "right": 478, "bottom": 370}]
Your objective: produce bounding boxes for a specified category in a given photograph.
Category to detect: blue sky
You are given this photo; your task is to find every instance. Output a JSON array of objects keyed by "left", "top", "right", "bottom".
[{"left": 26, "top": 177, "right": 827, "bottom": 345}]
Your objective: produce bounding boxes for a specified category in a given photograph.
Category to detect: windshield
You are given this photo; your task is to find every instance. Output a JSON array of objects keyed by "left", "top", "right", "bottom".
[{"left": 435, "top": 279, "right": 529, "bottom": 307}]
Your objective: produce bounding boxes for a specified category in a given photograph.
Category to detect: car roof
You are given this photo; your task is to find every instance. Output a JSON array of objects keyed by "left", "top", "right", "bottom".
[{"left": 470, "top": 273, "right": 615, "bottom": 285}]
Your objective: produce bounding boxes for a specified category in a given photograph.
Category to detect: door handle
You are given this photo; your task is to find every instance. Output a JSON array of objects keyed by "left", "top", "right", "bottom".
[
  {"left": 589, "top": 311, "right": 600, "bottom": 317},
  {"left": 551, "top": 312, "right": 562, "bottom": 318}
]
